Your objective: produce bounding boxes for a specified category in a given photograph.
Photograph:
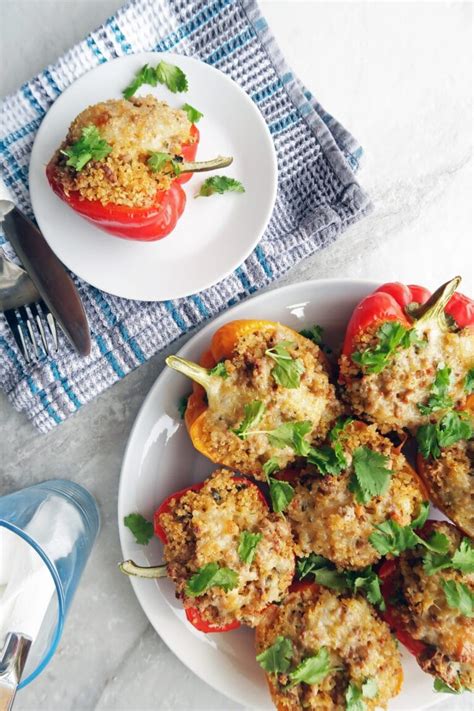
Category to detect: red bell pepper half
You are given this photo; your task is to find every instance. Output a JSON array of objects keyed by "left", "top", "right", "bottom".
[
  {"left": 341, "top": 277, "right": 474, "bottom": 373},
  {"left": 122, "top": 475, "right": 268, "bottom": 634},
  {"left": 47, "top": 125, "right": 199, "bottom": 242}
]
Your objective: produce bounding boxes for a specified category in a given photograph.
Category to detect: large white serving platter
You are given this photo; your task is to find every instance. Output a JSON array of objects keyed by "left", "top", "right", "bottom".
[{"left": 118, "top": 279, "right": 447, "bottom": 709}]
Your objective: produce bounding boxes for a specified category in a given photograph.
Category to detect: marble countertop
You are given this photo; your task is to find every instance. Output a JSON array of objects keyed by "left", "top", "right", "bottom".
[{"left": 1, "top": 1, "right": 472, "bottom": 709}]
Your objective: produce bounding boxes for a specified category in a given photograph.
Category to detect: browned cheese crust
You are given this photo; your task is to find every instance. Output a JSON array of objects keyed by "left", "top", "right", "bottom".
[
  {"left": 255, "top": 584, "right": 402, "bottom": 710},
  {"left": 339, "top": 322, "right": 474, "bottom": 434},
  {"left": 287, "top": 421, "right": 425, "bottom": 569},
  {"left": 420, "top": 439, "right": 474, "bottom": 538},
  {"left": 398, "top": 522, "right": 473, "bottom": 690},
  {"left": 50, "top": 96, "right": 193, "bottom": 207},
  {"left": 159, "top": 469, "right": 295, "bottom": 627},
  {"left": 198, "top": 324, "right": 342, "bottom": 479}
]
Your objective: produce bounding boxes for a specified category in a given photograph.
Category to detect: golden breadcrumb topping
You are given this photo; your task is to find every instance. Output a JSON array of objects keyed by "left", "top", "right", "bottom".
[
  {"left": 50, "top": 96, "right": 193, "bottom": 207},
  {"left": 398, "top": 522, "right": 474, "bottom": 690},
  {"left": 287, "top": 421, "right": 425, "bottom": 569},
  {"left": 256, "top": 584, "right": 402, "bottom": 710},
  {"left": 194, "top": 324, "right": 342, "bottom": 479},
  {"left": 420, "top": 439, "right": 474, "bottom": 538},
  {"left": 159, "top": 469, "right": 294, "bottom": 628},
  {"left": 339, "top": 322, "right": 474, "bottom": 434}
]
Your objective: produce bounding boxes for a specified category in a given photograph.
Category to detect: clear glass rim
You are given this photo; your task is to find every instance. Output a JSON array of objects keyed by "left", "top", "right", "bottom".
[{"left": 0, "top": 520, "right": 65, "bottom": 688}]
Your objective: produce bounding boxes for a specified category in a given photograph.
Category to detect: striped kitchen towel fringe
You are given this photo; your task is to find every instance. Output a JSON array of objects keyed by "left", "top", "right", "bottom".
[{"left": 0, "top": 0, "right": 372, "bottom": 432}]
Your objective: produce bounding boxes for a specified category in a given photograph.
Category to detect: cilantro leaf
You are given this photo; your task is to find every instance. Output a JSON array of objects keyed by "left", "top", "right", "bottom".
[
  {"left": 410, "top": 501, "right": 430, "bottom": 530},
  {"left": 441, "top": 580, "right": 474, "bottom": 617},
  {"left": 123, "top": 513, "right": 154, "bottom": 545},
  {"left": 348, "top": 447, "right": 392, "bottom": 504},
  {"left": 423, "top": 551, "right": 453, "bottom": 576},
  {"left": 196, "top": 176, "right": 245, "bottom": 197},
  {"left": 147, "top": 151, "right": 182, "bottom": 175},
  {"left": 186, "top": 562, "right": 238, "bottom": 597},
  {"left": 421, "top": 530, "right": 451, "bottom": 554},
  {"left": 288, "top": 647, "right": 331, "bottom": 687},
  {"left": 465, "top": 368, "right": 474, "bottom": 394},
  {"left": 417, "top": 365, "right": 453, "bottom": 414},
  {"left": 208, "top": 362, "right": 228, "bottom": 379},
  {"left": 300, "top": 325, "right": 324, "bottom": 345},
  {"left": 352, "top": 321, "right": 421, "bottom": 374},
  {"left": 345, "top": 681, "right": 365, "bottom": 711},
  {"left": 452, "top": 538, "right": 474, "bottom": 574},
  {"left": 417, "top": 412, "right": 473, "bottom": 459},
  {"left": 232, "top": 401, "right": 265, "bottom": 439},
  {"left": 61, "top": 125, "right": 112, "bottom": 171},
  {"left": 267, "top": 420, "right": 312, "bottom": 455},
  {"left": 155, "top": 60, "right": 188, "bottom": 93},
  {"left": 307, "top": 445, "right": 345, "bottom": 475},
  {"left": 268, "top": 477, "right": 295, "bottom": 513},
  {"left": 238, "top": 531, "right": 262, "bottom": 564},
  {"left": 347, "top": 569, "right": 385, "bottom": 610},
  {"left": 265, "top": 341, "right": 305, "bottom": 389},
  {"left": 262, "top": 457, "right": 281, "bottom": 477},
  {"left": 433, "top": 678, "right": 464, "bottom": 694},
  {"left": 181, "top": 103, "right": 203, "bottom": 123},
  {"left": 313, "top": 567, "right": 348, "bottom": 591},
  {"left": 177, "top": 394, "right": 188, "bottom": 419},
  {"left": 256, "top": 636, "right": 293, "bottom": 673},
  {"left": 296, "top": 553, "right": 329, "bottom": 580},
  {"left": 369, "top": 519, "right": 419, "bottom": 556},
  {"left": 122, "top": 63, "right": 158, "bottom": 99}
]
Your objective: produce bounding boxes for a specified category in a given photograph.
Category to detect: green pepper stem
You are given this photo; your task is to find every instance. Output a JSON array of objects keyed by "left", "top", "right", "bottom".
[
  {"left": 179, "top": 155, "right": 233, "bottom": 173},
  {"left": 166, "top": 355, "right": 213, "bottom": 390},
  {"left": 412, "top": 276, "right": 461, "bottom": 330},
  {"left": 119, "top": 560, "right": 167, "bottom": 578}
]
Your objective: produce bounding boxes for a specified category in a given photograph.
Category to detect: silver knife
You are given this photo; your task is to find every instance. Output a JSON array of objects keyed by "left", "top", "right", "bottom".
[{"left": 2, "top": 207, "right": 91, "bottom": 357}]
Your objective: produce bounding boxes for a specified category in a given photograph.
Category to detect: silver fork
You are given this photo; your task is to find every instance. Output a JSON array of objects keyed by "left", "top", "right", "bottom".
[{"left": 0, "top": 251, "right": 58, "bottom": 363}]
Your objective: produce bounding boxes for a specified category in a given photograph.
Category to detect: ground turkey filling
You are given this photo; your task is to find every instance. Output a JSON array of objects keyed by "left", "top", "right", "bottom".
[
  {"left": 420, "top": 438, "right": 474, "bottom": 538},
  {"left": 397, "top": 522, "right": 473, "bottom": 690},
  {"left": 287, "top": 421, "right": 425, "bottom": 569},
  {"left": 255, "top": 585, "right": 402, "bottom": 711},
  {"left": 49, "top": 96, "right": 193, "bottom": 207},
  {"left": 158, "top": 469, "right": 295, "bottom": 628},
  {"left": 339, "top": 321, "right": 474, "bottom": 434},
  {"left": 193, "top": 323, "right": 342, "bottom": 479}
]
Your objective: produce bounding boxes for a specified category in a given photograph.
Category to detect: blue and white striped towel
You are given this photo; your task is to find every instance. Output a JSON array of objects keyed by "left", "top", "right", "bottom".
[{"left": 0, "top": 0, "right": 371, "bottom": 432}]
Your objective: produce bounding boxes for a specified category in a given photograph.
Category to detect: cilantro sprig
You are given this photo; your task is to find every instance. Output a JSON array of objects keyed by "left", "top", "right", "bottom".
[
  {"left": 208, "top": 362, "right": 229, "bottom": 379},
  {"left": 288, "top": 647, "right": 331, "bottom": 687},
  {"left": 61, "top": 125, "right": 112, "bottom": 171},
  {"left": 417, "top": 365, "right": 453, "bottom": 414},
  {"left": 238, "top": 531, "right": 262, "bottom": 565},
  {"left": 196, "top": 176, "right": 245, "bottom": 197},
  {"left": 433, "top": 678, "right": 465, "bottom": 694},
  {"left": 296, "top": 554, "right": 385, "bottom": 610},
  {"left": 123, "top": 512, "right": 154, "bottom": 545},
  {"left": 352, "top": 321, "right": 423, "bottom": 374},
  {"left": 232, "top": 400, "right": 266, "bottom": 439},
  {"left": 306, "top": 418, "right": 352, "bottom": 476},
  {"left": 267, "top": 477, "right": 295, "bottom": 513},
  {"left": 186, "top": 562, "right": 238, "bottom": 597},
  {"left": 181, "top": 103, "right": 203, "bottom": 123},
  {"left": 345, "top": 679, "right": 378, "bottom": 711},
  {"left": 265, "top": 341, "right": 305, "bottom": 389},
  {"left": 256, "top": 636, "right": 293, "bottom": 673},
  {"left": 348, "top": 446, "right": 392, "bottom": 504},
  {"left": 122, "top": 61, "right": 188, "bottom": 99},
  {"left": 369, "top": 502, "right": 431, "bottom": 556},
  {"left": 441, "top": 579, "right": 474, "bottom": 617},
  {"left": 299, "top": 324, "right": 324, "bottom": 346},
  {"left": 464, "top": 368, "right": 474, "bottom": 394},
  {"left": 423, "top": 536, "right": 474, "bottom": 576},
  {"left": 147, "top": 151, "right": 182, "bottom": 175},
  {"left": 417, "top": 411, "right": 473, "bottom": 459}
]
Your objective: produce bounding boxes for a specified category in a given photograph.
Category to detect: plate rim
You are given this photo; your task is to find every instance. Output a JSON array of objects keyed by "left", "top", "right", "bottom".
[{"left": 29, "top": 50, "right": 278, "bottom": 301}]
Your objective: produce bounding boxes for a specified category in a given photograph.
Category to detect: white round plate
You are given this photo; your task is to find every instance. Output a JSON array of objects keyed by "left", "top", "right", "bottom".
[
  {"left": 119, "top": 279, "right": 446, "bottom": 710},
  {"left": 29, "top": 52, "right": 277, "bottom": 301}
]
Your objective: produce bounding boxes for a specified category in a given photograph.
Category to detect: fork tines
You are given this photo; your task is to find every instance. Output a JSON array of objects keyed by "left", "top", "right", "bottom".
[{"left": 4, "top": 300, "right": 58, "bottom": 363}]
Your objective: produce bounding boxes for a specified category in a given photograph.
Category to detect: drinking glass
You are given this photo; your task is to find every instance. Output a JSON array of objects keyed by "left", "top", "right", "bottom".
[{"left": 0, "top": 479, "right": 100, "bottom": 687}]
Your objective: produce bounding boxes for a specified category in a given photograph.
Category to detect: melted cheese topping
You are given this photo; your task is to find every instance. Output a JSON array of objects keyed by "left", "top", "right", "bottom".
[
  {"left": 287, "top": 422, "right": 425, "bottom": 568},
  {"left": 340, "top": 322, "right": 474, "bottom": 434},
  {"left": 256, "top": 585, "right": 402, "bottom": 710},
  {"left": 197, "top": 324, "right": 342, "bottom": 479},
  {"left": 51, "top": 96, "right": 192, "bottom": 207},
  {"left": 159, "top": 469, "right": 294, "bottom": 627},
  {"left": 399, "top": 522, "right": 474, "bottom": 690},
  {"left": 421, "top": 439, "right": 474, "bottom": 537}
]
